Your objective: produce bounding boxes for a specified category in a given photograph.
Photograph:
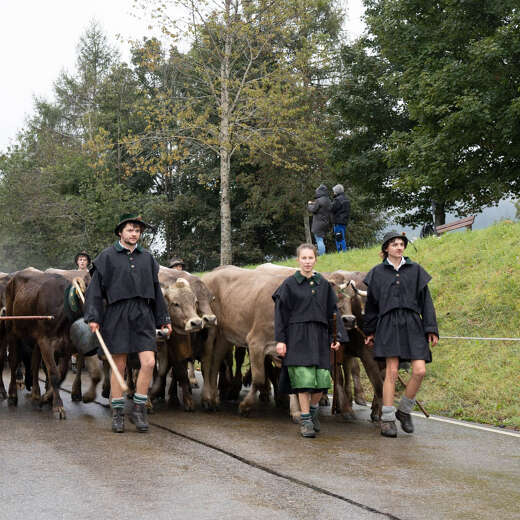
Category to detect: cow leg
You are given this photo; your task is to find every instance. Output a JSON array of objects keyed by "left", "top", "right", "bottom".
[
  {"left": 289, "top": 394, "right": 301, "bottom": 423},
  {"left": 7, "top": 342, "right": 19, "bottom": 406},
  {"left": 175, "top": 359, "right": 194, "bottom": 412},
  {"left": 218, "top": 349, "right": 233, "bottom": 401},
  {"left": 259, "top": 357, "right": 273, "bottom": 403},
  {"left": 228, "top": 347, "right": 246, "bottom": 401},
  {"left": 358, "top": 349, "right": 384, "bottom": 422},
  {"left": 71, "top": 353, "right": 84, "bottom": 402},
  {"left": 168, "top": 367, "right": 181, "bottom": 407},
  {"left": 339, "top": 357, "right": 355, "bottom": 421},
  {"left": 200, "top": 327, "right": 219, "bottom": 410},
  {"left": 0, "top": 344, "right": 6, "bottom": 399},
  {"left": 39, "top": 339, "right": 66, "bottom": 419},
  {"left": 150, "top": 343, "right": 169, "bottom": 402},
  {"left": 187, "top": 360, "right": 199, "bottom": 389},
  {"left": 101, "top": 358, "right": 111, "bottom": 399},
  {"left": 351, "top": 358, "right": 367, "bottom": 406},
  {"left": 82, "top": 354, "right": 102, "bottom": 403},
  {"left": 238, "top": 342, "right": 267, "bottom": 416},
  {"left": 30, "top": 345, "right": 41, "bottom": 402}
]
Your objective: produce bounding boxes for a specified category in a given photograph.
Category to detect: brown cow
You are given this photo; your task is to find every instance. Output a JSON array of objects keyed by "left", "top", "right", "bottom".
[
  {"left": 44, "top": 268, "right": 103, "bottom": 404},
  {"left": 326, "top": 272, "right": 383, "bottom": 423},
  {"left": 146, "top": 270, "right": 205, "bottom": 410},
  {"left": 200, "top": 266, "right": 300, "bottom": 415},
  {"left": 6, "top": 269, "right": 79, "bottom": 418}
]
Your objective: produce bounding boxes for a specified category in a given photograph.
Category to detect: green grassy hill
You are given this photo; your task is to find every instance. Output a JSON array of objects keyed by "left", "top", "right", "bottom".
[{"left": 266, "top": 220, "right": 520, "bottom": 429}]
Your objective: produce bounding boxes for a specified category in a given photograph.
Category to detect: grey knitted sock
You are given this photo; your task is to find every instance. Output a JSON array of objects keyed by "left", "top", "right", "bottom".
[
  {"left": 381, "top": 405, "right": 396, "bottom": 422},
  {"left": 398, "top": 395, "right": 416, "bottom": 414}
]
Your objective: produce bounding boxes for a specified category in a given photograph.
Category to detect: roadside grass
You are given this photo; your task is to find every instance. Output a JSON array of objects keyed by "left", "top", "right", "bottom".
[{"left": 242, "top": 220, "right": 520, "bottom": 428}]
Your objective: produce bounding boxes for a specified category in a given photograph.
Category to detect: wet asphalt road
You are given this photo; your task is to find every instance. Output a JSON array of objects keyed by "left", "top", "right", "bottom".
[{"left": 1, "top": 370, "right": 519, "bottom": 520}]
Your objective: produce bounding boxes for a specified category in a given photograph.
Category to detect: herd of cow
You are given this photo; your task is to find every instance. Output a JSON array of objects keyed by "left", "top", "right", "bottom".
[{"left": 0, "top": 263, "right": 385, "bottom": 424}]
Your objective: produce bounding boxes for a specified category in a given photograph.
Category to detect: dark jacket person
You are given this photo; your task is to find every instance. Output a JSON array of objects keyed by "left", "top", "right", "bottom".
[
  {"left": 273, "top": 243, "right": 347, "bottom": 438},
  {"left": 84, "top": 213, "right": 171, "bottom": 434},
  {"left": 363, "top": 231, "right": 438, "bottom": 438},
  {"left": 307, "top": 184, "right": 332, "bottom": 255},
  {"left": 331, "top": 184, "right": 350, "bottom": 252}
]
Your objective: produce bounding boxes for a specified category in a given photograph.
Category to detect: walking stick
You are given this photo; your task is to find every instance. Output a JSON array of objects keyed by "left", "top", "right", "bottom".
[
  {"left": 72, "top": 279, "right": 128, "bottom": 393},
  {"left": 355, "top": 325, "right": 430, "bottom": 418},
  {"left": 332, "top": 312, "right": 340, "bottom": 415}
]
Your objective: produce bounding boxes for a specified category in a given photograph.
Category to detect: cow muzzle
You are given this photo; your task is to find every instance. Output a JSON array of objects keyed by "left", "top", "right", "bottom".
[
  {"left": 185, "top": 317, "right": 203, "bottom": 332},
  {"left": 342, "top": 314, "right": 357, "bottom": 330},
  {"left": 202, "top": 314, "right": 217, "bottom": 327}
]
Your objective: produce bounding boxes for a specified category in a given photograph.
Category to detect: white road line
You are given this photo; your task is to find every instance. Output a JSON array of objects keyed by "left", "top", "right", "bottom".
[{"left": 411, "top": 412, "right": 520, "bottom": 438}]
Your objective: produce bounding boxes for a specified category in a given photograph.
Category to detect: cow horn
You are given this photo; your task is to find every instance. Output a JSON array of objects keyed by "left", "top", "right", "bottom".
[
  {"left": 350, "top": 280, "right": 367, "bottom": 297},
  {"left": 339, "top": 282, "right": 348, "bottom": 290}
]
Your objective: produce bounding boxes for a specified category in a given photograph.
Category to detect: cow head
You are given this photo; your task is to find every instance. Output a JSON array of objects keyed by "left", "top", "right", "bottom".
[
  {"left": 162, "top": 278, "right": 204, "bottom": 334},
  {"left": 334, "top": 280, "right": 366, "bottom": 330}
]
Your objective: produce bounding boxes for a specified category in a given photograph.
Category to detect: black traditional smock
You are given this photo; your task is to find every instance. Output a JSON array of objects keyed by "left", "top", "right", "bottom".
[
  {"left": 273, "top": 271, "right": 348, "bottom": 392},
  {"left": 84, "top": 241, "right": 170, "bottom": 354},
  {"left": 363, "top": 257, "right": 438, "bottom": 363}
]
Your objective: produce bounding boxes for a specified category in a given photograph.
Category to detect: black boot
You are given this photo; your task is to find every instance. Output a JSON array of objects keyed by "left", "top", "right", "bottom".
[
  {"left": 130, "top": 402, "right": 149, "bottom": 432},
  {"left": 380, "top": 420, "right": 397, "bottom": 437},
  {"left": 111, "top": 408, "right": 125, "bottom": 433},
  {"left": 396, "top": 409, "right": 414, "bottom": 433}
]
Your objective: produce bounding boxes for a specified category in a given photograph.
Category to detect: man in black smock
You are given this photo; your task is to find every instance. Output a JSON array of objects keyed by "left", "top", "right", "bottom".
[
  {"left": 84, "top": 214, "right": 171, "bottom": 433},
  {"left": 363, "top": 231, "right": 438, "bottom": 437},
  {"left": 273, "top": 244, "right": 348, "bottom": 437}
]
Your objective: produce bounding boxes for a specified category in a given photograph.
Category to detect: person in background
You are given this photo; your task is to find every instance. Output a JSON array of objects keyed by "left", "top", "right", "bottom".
[
  {"left": 331, "top": 184, "right": 350, "bottom": 252},
  {"left": 168, "top": 258, "right": 185, "bottom": 271},
  {"left": 74, "top": 251, "right": 91, "bottom": 271},
  {"left": 363, "top": 231, "right": 439, "bottom": 438},
  {"left": 307, "top": 184, "right": 332, "bottom": 256}
]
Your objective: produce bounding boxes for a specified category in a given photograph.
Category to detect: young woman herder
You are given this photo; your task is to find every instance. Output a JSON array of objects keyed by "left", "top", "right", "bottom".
[
  {"left": 273, "top": 243, "right": 348, "bottom": 438},
  {"left": 363, "top": 231, "right": 439, "bottom": 437}
]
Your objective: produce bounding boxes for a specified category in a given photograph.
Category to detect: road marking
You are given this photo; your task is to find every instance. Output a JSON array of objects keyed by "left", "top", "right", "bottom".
[{"left": 411, "top": 413, "right": 520, "bottom": 438}]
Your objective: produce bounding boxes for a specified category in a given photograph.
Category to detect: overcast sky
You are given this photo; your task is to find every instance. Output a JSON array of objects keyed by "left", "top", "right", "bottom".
[{"left": 0, "top": 0, "right": 366, "bottom": 153}]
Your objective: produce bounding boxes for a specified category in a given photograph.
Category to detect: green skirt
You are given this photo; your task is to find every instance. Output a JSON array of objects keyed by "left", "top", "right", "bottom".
[{"left": 287, "top": 366, "right": 331, "bottom": 393}]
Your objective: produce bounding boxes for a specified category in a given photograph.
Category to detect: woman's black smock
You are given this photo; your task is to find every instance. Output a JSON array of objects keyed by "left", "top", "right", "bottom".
[
  {"left": 363, "top": 258, "right": 438, "bottom": 363},
  {"left": 273, "top": 271, "right": 348, "bottom": 393},
  {"left": 84, "top": 242, "right": 170, "bottom": 354}
]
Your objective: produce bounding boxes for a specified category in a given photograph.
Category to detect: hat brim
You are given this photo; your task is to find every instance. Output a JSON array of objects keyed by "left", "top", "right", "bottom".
[
  {"left": 114, "top": 219, "right": 153, "bottom": 236},
  {"left": 382, "top": 233, "right": 408, "bottom": 251}
]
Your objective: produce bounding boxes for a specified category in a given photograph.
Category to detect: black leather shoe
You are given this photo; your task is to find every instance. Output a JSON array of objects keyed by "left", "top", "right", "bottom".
[
  {"left": 111, "top": 408, "right": 125, "bottom": 433},
  {"left": 396, "top": 409, "right": 414, "bottom": 433},
  {"left": 129, "top": 402, "right": 149, "bottom": 432},
  {"left": 380, "top": 420, "right": 397, "bottom": 437}
]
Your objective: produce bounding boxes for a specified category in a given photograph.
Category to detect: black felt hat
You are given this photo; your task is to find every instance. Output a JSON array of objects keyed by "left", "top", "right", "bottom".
[
  {"left": 114, "top": 213, "right": 153, "bottom": 236},
  {"left": 168, "top": 257, "right": 185, "bottom": 269},
  {"left": 381, "top": 231, "right": 408, "bottom": 251}
]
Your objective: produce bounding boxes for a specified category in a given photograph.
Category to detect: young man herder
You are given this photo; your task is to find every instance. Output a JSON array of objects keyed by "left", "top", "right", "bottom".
[
  {"left": 75, "top": 251, "right": 91, "bottom": 271},
  {"left": 168, "top": 257, "right": 185, "bottom": 271},
  {"left": 273, "top": 243, "right": 347, "bottom": 438},
  {"left": 363, "top": 231, "right": 439, "bottom": 437},
  {"left": 84, "top": 214, "right": 172, "bottom": 433}
]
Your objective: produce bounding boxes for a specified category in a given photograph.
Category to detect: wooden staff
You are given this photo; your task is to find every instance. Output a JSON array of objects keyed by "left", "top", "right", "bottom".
[
  {"left": 0, "top": 315, "right": 55, "bottom": 320},
  {"left": 355, "top": 325, "right": 430, "bottom": 418},
  {"left": 72, "top": 279, "right": 128, "bottom": 392},
  {"left": 332, "top": 312, "right": 340, "bottom": 415}
]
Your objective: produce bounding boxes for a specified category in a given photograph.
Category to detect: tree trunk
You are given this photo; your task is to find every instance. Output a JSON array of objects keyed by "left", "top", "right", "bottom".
[
  {"left": 303, "top": 207, "right": 312, "bottom": 243},
  {"left": 432, "top": 200, "right": 446, "bottom": 227},
  {"left": 219, "top": 0, "right": 233, "bottom": 266}
]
